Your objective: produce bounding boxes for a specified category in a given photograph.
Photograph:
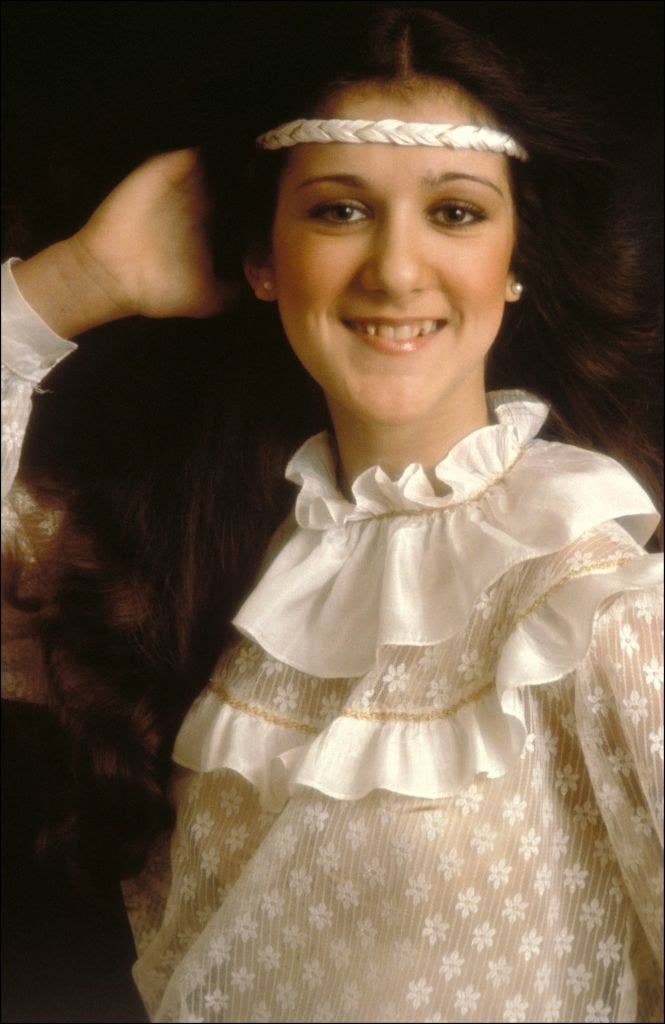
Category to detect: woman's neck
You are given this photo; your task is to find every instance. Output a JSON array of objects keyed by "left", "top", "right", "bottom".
[{"left": 328, "top": 394, "right": 491, "bottom": 487}]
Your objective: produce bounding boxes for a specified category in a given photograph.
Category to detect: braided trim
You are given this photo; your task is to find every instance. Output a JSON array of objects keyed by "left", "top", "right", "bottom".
[{"left": 256, "top": 118, "right": 529, "bottom": 161}]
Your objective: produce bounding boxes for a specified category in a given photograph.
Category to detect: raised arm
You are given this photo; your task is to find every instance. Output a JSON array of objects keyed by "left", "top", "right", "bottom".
[{"left": 2, "top": 148, "right": 234, "bottom": 501}]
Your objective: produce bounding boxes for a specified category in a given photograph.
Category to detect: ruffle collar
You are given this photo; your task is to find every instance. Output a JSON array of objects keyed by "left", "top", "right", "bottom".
[
  {"left": 287, "top": 390, "right": 548, "bottom": 528},
  {"left": 233, "top": 389, "right": 659, "bottom": 678}
]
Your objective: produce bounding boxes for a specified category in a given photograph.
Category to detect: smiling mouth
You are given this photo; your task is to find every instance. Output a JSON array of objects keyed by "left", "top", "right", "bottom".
[{"left": 343, "top": 318, "right": 446, "bottom": 353}]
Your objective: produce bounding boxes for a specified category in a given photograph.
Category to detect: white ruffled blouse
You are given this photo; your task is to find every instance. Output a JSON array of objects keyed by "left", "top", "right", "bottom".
[{"left": 2, "top": 259, "right": 664, "bottom": 1024}]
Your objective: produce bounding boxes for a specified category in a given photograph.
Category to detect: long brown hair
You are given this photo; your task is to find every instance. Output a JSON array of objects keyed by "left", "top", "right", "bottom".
[{"left": 7, "top": 4, "right": 661, "bottom": 885}]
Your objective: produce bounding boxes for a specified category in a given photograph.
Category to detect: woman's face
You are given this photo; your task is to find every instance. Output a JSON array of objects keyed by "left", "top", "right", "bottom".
[{"left": 254, "top": 84, "right": 519, "bottom": 436}]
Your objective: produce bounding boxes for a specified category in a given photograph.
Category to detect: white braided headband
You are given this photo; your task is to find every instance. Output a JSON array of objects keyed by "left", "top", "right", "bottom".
[{"left": 256, "top": 118, "right": 529, "bottom": 161}]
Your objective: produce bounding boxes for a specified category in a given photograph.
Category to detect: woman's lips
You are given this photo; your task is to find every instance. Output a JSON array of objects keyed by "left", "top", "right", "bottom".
[{"left": 343, "top": 318, "right": 446, "bottom": 354}]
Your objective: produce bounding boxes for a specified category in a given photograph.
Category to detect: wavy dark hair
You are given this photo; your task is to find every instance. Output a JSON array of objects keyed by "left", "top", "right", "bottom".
[{"left": 6, "top": 3, "right": 662, "bottom": 886}]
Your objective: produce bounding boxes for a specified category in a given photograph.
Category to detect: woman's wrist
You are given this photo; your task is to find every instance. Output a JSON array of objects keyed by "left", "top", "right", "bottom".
[{"left": 11, "top": 236, "right": 132, "bottom": 339}]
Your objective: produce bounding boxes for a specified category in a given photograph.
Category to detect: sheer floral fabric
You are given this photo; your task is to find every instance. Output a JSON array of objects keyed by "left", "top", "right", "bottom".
[{"left": 2, "top": 260, "right": 663, "bottom": 1023}]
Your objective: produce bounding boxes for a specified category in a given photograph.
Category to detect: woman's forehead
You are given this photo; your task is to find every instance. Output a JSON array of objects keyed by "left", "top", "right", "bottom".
[{"left": 281, "top": 131, "right": 513, "bottom": 195}]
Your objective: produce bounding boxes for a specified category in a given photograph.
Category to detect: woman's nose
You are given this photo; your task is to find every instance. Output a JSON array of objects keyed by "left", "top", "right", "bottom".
[{"left": 357, "top": 216, "right": 436, "bottom": 299}]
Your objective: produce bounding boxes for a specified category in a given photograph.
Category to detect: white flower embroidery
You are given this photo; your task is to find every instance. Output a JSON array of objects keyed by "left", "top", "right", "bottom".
[
  {"left": 257, "top": 944, "right": 281, "bottom": 970},
  {"left": 534, "top": 963, "right": 551, "bottom": 994},
  {"left": 406, "top": 977, "right": 433, "bottom": 1009},
  {"left": 619, "top": 623, "right": 640, "bottom": 654},
  {"left": 231, "top": 966, "right": 255, "bottom": 992},
  {"left": 555, "top": 764, "right": 579, "bottom": 796},
  {"left": 336, "top": 879, "right": 360, "bottom": 909},
  {"left": 260, "top": 889, "right": 285, "bottom": 919},
  {"left": 275, "top": 981, "right": 295, "bottom": 1010},
  {"left": 426, "top": 677, "right": 452, "bottom": 702},
  {"left": 635, "top": 592, "right": 656, "bottom": 623},
  {"left": 566, "top": 963, "right": 592, "bottom": 995},
  {"left": 597, "top": 780, "right": 622, "bottom": 811},
  {"left": 303, "top": 958, "right": 324, "bottom": 987},
  {"left": 597, "top": 936, "right": 622, "bottom": 966},
  {"left": 303, "top": 802, "right": 330, "bottom": 833},
  {"left": 320, "top": 692, "right": 343, "bottom": 721},
  {"left": 209, "top": 934, "right": 232, "bottom": 964},
  {"left": 643, "top": 658, "right": 663, "bottom": 690},
  {"left": 487, "top": 957, "right": 512, "bottom": 988},
  {"left": 288, "top": 867, "right": 313, "bottom": 896},
  {"left": 539, "top": 728, "right": 559, "bottom": 758},
  {"left": 553, "top": 926, "right": 574, "bottom": 957},
  {"left": 233, "top": 911, "right": 258, "bottom": 942},
  {"left": 218, "top": 785, "right": 243, "bottom": 817},
  {"left": 204, "top": 988, "right": 229, "bottom": 1013},
  {"left": 543, "top": 996, "right": 563, "bottom": 1022},
  {"left": 650, "top": 727, "right": 664, "bottom": 758},
  {"left": 520, "top": 732, "right": 537, "bottom": 760},
  {"left": 275, "top": 824, "right": 298, "bottom": 858},
  {"left": 456, "top": 886, "right": 481, "bottom": 917},
  {"left": 382, "top": 663, "right": 409, "bottom": 693},
  {"left": 458, "top": 650, "right": 483, "bottom": 682},
  {"left": 502, "top": 894, "right": 529, "bottom": 923},
  {"left": 534, "top": 863, "right": 553, "bottom": 895},
  {"left": 586, "top": 685, "right": 609, "bottom": 716},
  {"left": 358, "top": 917, "right": 378, "bottom": 949},
  {"left": 518, "top": 828, "right": 541, "bottom": 861},
  {"left": 251, "top": 1001, "right": 272, "bottom": 1023},
  {"left": 190, "top": 810, "right": 215, "bottom": 843},
  {"left": 363, "top": 857, "right": 387, "bottom": 887},
  {"left": 274, "top": 681, "right": 298, "bottom": 713},
  {"left": 316, "top": 841, "right": 341, "bottom": 874},
  {"left": 502, "top": 794, "right": 527, "bottom": 825},
  {"left": 503, "top": 994, "right": 529, "bottom": 1022},
  {"left": 488, "top": 858, "right": 512, "bottom": 889},
  {"left": 471, "top": 921, "right": 496, "bottom": 951},
  {"left": 439, "top": 950, "right": 465, "bottom": 980},
  {"left": 592, "top": 836, "right": 616, "bottom": 866},
  {"left": 308, "top": 902, "right": 333, "bottom": 930},
  {"left": 200, "top": 847, "right": 219, "bottom": 878},
  {"left": 455, "top": 783, "right": 483, "bottom": 815},
  {"left": 403, "top": 872, "right": 430, "bottom": 905},
  {"left": 223, "top": 823, "right": 249, "bottom": 853},
  {"left": 471, "top": 822, "right": 497, "bottom": 854},
  {"left": 423, "top": 810, "right": 447, "bottom": 840},
  {"left": 580, "top": 898, "right": 604, "bottom": 930},
  {"left": 518, "top": 928, "right": 543, "bottom": 961},
  {"left": 553, "top": 828, "right": 569, "bottom": 856},
  {"left": 474, "top": 591, "right": 494, "bottom": 619},
  {"left": 346, "top": 819, "right": 369, "bottom": 850},
  {"left": 422, "top": 913, "right": 449, "bottom": 946},
  {"left": 607, "top": 747, "right": 633, "bottom": 776},
  {"left": 563, "top": 862, "right": 589, "bottom": 892},
  {"left": 584, "top": 1000, "right": 613, "bottom": 1023},
  {"left": 631, "top": 805, "right": 653, "bottom": 836},
  {"left": 438, "top": 848, "right": 464, "bottom": 880},
  {"left": 622, "top": 690, "right": 648, "bottom": 725},
  {"left": 330, "top": 937, "right": 352, "bottom": 966},
  {"left": 417, "top": 647, "right": 440, "bottom": 672},
  {"left": 454, "top": 985, "right": 480, "bottom": 1015}
]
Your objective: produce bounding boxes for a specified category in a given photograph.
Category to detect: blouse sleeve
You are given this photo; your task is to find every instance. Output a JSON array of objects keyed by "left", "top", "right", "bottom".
[
  {"left": 2, "top": 258, "right": 77, "bottom": 502},
  {"left": 575, "top": 583, "right": 664, "bottom": 1010}
]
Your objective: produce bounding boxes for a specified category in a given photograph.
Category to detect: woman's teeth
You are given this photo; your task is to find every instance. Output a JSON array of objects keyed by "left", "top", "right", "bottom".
[{"left": 347, "top": 320, "right": 440, "bottom": 340}]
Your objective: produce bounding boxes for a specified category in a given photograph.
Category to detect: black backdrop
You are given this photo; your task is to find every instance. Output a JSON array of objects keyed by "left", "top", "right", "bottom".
[{"left": 1, "top": 3, "right": 663, "bottom": 1023}]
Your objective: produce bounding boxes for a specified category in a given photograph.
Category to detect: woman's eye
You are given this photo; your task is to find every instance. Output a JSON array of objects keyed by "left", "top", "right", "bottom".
[
  {"left": 309, "top": 202, "right": 367, "bottom": 224},
  {"left": 431, "top": 203, "right": 485, "bottom": 227}
]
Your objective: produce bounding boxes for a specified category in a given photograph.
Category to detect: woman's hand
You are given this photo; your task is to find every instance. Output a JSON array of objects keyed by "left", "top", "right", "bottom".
[{"left": 13, "top": 149, "right": 234, "bottom": 338}]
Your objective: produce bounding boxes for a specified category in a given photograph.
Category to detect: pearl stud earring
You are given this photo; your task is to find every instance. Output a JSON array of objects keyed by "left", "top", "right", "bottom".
[{"left": 510, "top": 281, "right": 524, "bottom": 297}]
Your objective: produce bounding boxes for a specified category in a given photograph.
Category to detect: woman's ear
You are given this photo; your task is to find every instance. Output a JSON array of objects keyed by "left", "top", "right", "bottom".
[{"left": 244, "top": 260, "right": 277, "bottom": 302}]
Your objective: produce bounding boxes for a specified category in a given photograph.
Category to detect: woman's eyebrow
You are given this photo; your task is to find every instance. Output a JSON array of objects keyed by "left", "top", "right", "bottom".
[{"left": 297, "top": 171, "right": 504, "bottom": 197}]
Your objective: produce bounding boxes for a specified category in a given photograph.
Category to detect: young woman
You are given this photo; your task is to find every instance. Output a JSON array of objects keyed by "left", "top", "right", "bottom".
[{"left": 3, "top": 6, "right": 662, "bottom": 1022}]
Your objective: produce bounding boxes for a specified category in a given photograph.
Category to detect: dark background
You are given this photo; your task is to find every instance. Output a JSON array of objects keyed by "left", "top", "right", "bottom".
[
  {"left": 2, "top": 3, "right": 663, "bottom": 1023},
  {"left": 2, "top": 1, "right": 663, "bottom": 257}
]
